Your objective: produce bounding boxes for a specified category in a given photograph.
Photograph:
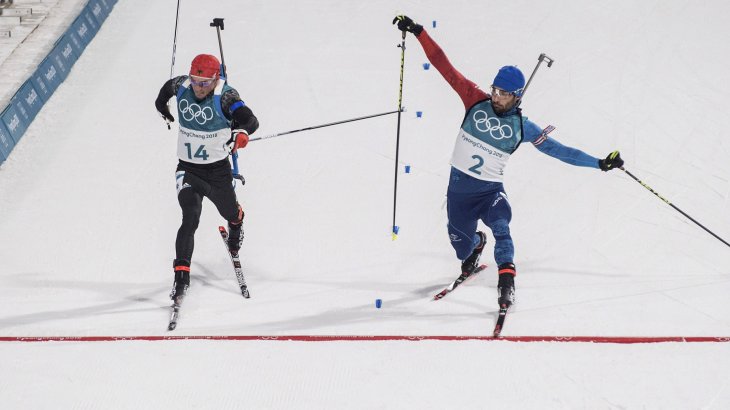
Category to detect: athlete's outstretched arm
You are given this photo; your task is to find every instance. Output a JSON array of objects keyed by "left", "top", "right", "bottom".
[
  {"left": 524, "top": 121, "right": 599, "bottom": 168},
  {"left": 415, "top": 30, "right": 488, "bottom": 109}
]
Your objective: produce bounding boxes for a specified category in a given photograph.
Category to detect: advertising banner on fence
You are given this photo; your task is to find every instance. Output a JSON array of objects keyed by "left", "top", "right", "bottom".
[
  {"left": 79, "top": 6, "right": 100, "bottom": 36},
  {"left": 0, "top": 0, "right": 118, "bottom": 164},
  {"left": 33, "top": 56, "right": 63, "bottom": 99},
  {"left": 87, "top": 0, "right": 110, "bottom": 25},
  {"left": 16, "top": 81, "right": 44, "bottom": 122},
  {"left": 0, "top": 121, "right": 15, "bottom": 164},
  {"left": 70, "top": 13, "right": 94, "bottom": 51},
  {"left": 49, "top": 34, "right": 80, "bottom": 81},
  {"left": 0, "top": 104, "right": 27, "bottom": 145}
]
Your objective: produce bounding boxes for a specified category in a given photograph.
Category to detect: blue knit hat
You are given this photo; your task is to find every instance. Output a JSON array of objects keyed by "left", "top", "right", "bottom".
[{"left": 493, "top": 66, "right": 525, "bottom": 97}]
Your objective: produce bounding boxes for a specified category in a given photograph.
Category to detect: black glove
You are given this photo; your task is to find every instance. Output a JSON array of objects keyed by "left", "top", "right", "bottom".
[
  {"left": 392, "top": 15, "right": 423, "bottom": 36},
  {"left": 599, "top": 151, "right": 624, "bottom": 171},
  {"left": 159, "top": 105, "right": 175, "bottom": 123}
]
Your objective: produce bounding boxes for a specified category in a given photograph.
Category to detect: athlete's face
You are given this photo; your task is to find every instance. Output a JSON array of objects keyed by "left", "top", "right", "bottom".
[
  {"left": 490, "top": 86, "right": 519, "bottom": 114},
  {"left": 190, "top": 75, "right": 218, "bottom": 100}
]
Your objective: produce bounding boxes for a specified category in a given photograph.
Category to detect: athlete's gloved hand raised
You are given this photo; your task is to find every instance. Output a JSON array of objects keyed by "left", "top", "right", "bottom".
[
  {"left": 392, "top": 15, "right": 423, "bottom": 36},
  {"left": 599, "top": 151, "right": 624, "bottom": 171},
  {"left": 228, "top": 129, "right": 249, "bottom": 154}
]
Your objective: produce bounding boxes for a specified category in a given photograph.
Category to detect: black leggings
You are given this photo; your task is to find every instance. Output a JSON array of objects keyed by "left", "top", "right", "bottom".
[{"left": 175, "top": 163, "right": 241, "bottom": 263}]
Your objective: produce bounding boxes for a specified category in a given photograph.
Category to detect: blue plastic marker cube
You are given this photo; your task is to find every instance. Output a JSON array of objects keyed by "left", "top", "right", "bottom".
[
  {"left": 423, "top": 62, "right": 430, "bottom": 70},
  {"left": 416, "top": 111, "right": 422, "bottom": 118},
  {"left": 405, "top": 165, "right": 411, "bottom": 173}
]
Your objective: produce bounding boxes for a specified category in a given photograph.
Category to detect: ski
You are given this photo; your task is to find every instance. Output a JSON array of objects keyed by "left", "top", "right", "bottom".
[
  {"left": 218, "top": 226, "right": 250, "bottom": 298},
  {"left": 492, "top": 304, "right": 509, "bottom": 337},
  {"left": 433, "top": 264, "right": 487, "bottom": 300},
  {"left": 167, "top": 295, "right": 184, "bottom": 331}
]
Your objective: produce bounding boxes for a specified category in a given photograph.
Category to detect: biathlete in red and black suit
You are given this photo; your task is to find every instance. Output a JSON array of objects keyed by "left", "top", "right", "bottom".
[{"left": 155, "top": 54, "right": 259, "bottom": 300}]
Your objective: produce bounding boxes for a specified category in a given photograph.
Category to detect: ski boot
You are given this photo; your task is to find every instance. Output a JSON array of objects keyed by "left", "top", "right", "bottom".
[
  {"left": 227, "top": 206, "right": 244, "bottom": 254},
  {"left": 170, "top": 259, "right": 190, "bottom": 300},
  {"left": 460, "top": 231, "right": 487, "bottom": 276},
  {"left": 497, "top": 263, "right": 516, "bottom": 308}
]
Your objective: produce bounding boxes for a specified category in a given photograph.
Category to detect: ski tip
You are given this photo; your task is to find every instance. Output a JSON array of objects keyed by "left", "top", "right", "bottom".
[
  {"left": 433, "top": 291, "right": 448, "bottom": 300},
  {"left": 241, "top": 288, "right": 251, "bottom": 298},
  {"left": 167, "top": 323, "right": 177, "bottom": 331},
  {"left": 218, "top": 226, "right": 226, "bottom": 232}
]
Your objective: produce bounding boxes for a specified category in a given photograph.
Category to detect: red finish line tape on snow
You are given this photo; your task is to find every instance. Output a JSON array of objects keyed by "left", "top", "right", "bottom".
[{"left": 1, "top": 336, "right": 730, "bottom": 343}]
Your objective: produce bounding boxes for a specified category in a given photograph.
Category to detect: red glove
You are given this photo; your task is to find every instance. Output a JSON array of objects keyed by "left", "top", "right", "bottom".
[{"left": 229, "top": 130, "right": 249, "bottom": 153}]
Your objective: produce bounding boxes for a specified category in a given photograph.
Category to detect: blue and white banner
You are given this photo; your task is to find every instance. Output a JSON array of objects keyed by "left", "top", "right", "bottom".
[
  {"left": 69, "top": 13, "right": 95, "bottom": 51},
  {"left": 16, "top": 81, "right": 44, "bottom": 122},
  {"left": 0, "top": 121, "right": 15, "bottom": 164},
  {"left": 0, "top": 0, "right": 117, "bottom": 165},
  {"left": 49, "top": 34, "right": 79, "bottom": 81},
  {"left": 87, "top": 0, "right": 110, "bottom": 25},
  {"left": 33, "top": 56, "right": 63, "bottom": 99},
  {"left": 0, "top": 104, "right": 28, "bottom": 144},
  {"left": 79, "top": 6, "right": 101, "bottom": 35}
]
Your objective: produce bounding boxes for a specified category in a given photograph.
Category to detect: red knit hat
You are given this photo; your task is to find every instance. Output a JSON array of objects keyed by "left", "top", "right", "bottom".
[{"left": 190, "top": 54, "right": 220, "bottom": 78}]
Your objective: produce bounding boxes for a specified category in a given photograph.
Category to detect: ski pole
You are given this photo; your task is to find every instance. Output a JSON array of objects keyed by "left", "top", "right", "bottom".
[
  {"left": 169, "top": 0, "right": 181, "bottom": 79},
  {"left": 391, "top": 30, "right": 407, "bottom": 240},
  {"left": 165, "top": 0, "right": 182, "bottom": 130},
  {"left": 209, "top": 17, "right": 242, "bottom": 183},
  {"left": 521, "top": 53, "right": 554, "bottom": 99},
  {"left": 248, "top": 109, "right": 403, "bottom": 142},
  {"left": 621, "top": 167, "right": 730, "bottom": 248}
]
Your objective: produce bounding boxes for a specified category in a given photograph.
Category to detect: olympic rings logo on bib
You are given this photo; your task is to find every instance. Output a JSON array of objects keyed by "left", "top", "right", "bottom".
[
  {"left": 179, "top": 99, "right": 214, "bottom": 125},
  {"left": 473, "top": 110, "right": 512, "bottom": 140}
]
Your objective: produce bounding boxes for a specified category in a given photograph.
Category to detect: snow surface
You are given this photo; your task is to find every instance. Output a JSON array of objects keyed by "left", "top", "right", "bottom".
[{"left": 1, "top": 0, "right": 730, "bottom": 408}]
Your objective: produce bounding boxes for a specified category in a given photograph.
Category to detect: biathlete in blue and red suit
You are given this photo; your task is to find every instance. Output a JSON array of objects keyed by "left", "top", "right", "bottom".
[
  {"left": 155, "top": 54, "right": 259, "bottom": 300},
  {"left": 393, "top": 15, "right": 624, "bottom": 307}
]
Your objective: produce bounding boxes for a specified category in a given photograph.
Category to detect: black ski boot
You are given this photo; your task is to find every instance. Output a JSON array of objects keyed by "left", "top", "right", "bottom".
[
  {"left": 227, "top": 206, "right": 244, "bottom": 254},
  {"left": 497, "top": 263, "right": 516, "bottom": 307},
  {"left": 460, "top": 231, "right": 487, "bottom": 275},
  {"left": 170, "top": 259, "right": 190, "bottom": 300}
]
